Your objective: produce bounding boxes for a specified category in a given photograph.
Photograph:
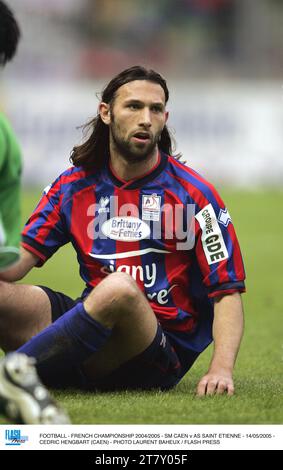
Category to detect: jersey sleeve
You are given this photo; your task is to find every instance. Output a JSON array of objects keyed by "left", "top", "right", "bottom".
[
  {"left": 0, "top": 115, "right": 22, "bottom": 270},
  {"left": 21, "top": 177, "right": 69, "bottom": 266},
  {"left": 194, "top": 188, "right": 246, "bottom": 298}
]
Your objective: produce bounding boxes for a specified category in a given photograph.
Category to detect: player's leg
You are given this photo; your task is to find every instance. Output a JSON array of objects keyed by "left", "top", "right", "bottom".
[
  {"left": 16, "top": 272, "right": 159, "bottom": 387},
  {"left": 0, "top": 281, "right": 52, "bottom": 351},
  {"left": 84, "top": 271, "right": 158, "bottom": 355},
  {"left": 82, "top": 271, "right": 158, "bottom": 379},
  {"left": 82, "top": 324, "right": 187, "bottom": 392}
]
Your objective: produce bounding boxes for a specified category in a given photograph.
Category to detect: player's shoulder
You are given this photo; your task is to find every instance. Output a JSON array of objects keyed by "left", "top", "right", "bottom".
[
  {"left": 58, "top": 165, "right": 87, "bottom": 180},
  {"left": 45, "top": 166, "right": 89, "bottom": 197},
  {"left": 167, "top": 155, "right": 223, "bottom": 207},
  {"left": 167, "top": 155, "right": 213, "bottom": 189},
  {"left": 46, "top": 165, "right": 100, "bottom": 203},
  {"left": 0, "top": 112, "right": 18, "bottom": 140},
  {"left": 56, "top": 165, "right": 102, "bottom": 206},
  {"left": 54, "top": 165, "right": 95, "bottom": 188}
]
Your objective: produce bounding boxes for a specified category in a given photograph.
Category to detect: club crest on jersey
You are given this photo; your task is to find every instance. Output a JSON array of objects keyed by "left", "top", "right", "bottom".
[
  {"left": 142, "top": 194, "right": 161, "bottom": 221},
  {"left": 102, "top": 216, "right": 150, "bottom": 241}
]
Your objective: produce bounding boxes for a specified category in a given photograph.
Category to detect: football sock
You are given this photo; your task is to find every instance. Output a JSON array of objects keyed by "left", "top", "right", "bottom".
[{"left": 17, "top": 302, "right": 112, "bottom": 386}]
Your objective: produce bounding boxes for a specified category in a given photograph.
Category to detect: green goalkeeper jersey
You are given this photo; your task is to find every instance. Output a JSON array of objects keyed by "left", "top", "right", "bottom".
[{"left": 0, "top": 112, "right": 22, "bottom": 271}]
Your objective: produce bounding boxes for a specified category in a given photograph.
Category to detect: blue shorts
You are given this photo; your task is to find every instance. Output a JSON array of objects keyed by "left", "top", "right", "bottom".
[{"left": 38, "top": 286, "right": 199, "bottom": 391}]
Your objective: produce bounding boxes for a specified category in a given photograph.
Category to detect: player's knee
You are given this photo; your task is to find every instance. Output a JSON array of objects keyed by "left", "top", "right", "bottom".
[
  {"left": 107, "top": 272, "right": 139, "bottom": 302},
  {"left": 85, "top": 272, "right": 140, "bottom": 316}
]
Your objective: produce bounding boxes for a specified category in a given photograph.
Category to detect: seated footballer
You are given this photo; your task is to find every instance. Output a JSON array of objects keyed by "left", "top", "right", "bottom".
[{"left": 0, "top": 66, "right": 245, "bottom": 405}]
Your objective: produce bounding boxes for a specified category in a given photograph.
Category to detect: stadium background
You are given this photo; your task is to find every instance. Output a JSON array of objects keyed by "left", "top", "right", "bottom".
[{"left": 0, "top": 0, "right": 282, "bottom": 424}]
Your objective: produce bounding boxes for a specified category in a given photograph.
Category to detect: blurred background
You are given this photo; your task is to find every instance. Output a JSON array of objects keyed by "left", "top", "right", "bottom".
[{"left": 1, "top": 0, "right": 283, "bottom": 187}]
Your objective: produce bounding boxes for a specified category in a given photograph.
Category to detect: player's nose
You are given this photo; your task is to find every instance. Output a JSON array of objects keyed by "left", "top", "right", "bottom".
[{"left": 138, "top": 107, "right": 152, "bottom": 128}]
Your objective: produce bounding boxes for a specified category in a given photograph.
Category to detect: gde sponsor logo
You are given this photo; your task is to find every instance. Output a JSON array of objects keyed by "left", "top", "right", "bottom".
[{"left": 195, "top": 203, "right": 228, "bottom": 265}]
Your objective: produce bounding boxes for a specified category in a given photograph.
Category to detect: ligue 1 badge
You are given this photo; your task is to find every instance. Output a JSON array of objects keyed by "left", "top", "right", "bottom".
[{"left": 142, "top": 194, "right": 161, "bottom": 221}]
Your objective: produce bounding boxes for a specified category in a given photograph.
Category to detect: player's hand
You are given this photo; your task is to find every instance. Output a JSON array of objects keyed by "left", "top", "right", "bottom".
[{"left": 196, "top": 369, "right": 234, "bottom": 396}]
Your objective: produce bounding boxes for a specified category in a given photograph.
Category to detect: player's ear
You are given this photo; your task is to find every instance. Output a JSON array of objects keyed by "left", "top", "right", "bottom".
[
  {"left": 99, "top": 102, "right": 111, "bottom": 125},
  {"left": 165, "top": 110, "right": 169, "bottom": 123}
]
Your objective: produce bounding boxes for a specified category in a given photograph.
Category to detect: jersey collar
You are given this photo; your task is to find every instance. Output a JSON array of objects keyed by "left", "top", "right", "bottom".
[{"left": 107, "top": 151, "right": 168, "bottom": 189}]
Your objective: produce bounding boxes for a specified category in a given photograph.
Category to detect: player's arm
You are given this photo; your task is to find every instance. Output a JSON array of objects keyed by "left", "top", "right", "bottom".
[
  {"left": 0, "top": 246, "right": 39, "bottom": 282},
  {"left": 197, "top": 292, "right": 244, "bottom": 396}
]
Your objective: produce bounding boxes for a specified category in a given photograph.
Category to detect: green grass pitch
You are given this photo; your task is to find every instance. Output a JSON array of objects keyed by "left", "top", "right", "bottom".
[{"left": 0, "top": 188, "right": 283, "bottom": 424}]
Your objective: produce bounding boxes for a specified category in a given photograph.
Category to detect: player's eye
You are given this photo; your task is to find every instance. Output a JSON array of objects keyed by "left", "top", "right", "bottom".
[
  {"left": 151, "top": 105, "right": 163, "bottom": 113},
  {"left": 127, "top": 103, "right": 140, "bottom": 110}
]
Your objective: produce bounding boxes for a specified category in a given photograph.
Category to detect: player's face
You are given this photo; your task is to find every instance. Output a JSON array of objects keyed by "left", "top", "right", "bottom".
[{"left": 104, "top": 80, "right": 168, "bottom": 162}]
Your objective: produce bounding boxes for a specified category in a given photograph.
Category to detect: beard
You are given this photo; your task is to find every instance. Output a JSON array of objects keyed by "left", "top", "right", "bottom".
[{"left": 109, "top": 120, "right": 161, "bottom": 163}]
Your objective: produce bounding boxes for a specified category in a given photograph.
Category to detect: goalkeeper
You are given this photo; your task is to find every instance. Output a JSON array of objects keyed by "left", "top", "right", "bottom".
[{"left": 0, "top": 0, "right": 22, "bottom": 271}]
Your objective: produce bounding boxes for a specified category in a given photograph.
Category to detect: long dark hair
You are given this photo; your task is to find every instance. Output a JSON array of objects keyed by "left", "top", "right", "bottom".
[
  {"left": 70, "top": 65, "right": 177, "bottom": 171},
  {"left": 0, "top": 1, "right": 21, "bottom": 65}
]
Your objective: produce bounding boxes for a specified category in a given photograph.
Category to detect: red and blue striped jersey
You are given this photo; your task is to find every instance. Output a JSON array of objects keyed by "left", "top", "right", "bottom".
[{"left": 22, "top": 152, "right": 245, "bottom": 358}]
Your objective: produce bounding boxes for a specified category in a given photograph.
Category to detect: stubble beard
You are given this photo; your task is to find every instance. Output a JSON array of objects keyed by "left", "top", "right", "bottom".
[{"left": 109, "top": 120, "right": 160, "bottom": 164}]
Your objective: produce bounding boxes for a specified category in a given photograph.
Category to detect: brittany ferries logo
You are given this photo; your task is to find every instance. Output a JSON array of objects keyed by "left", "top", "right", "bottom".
[{"left": 102, "top": 216, "right": 150, "bottom": 241}]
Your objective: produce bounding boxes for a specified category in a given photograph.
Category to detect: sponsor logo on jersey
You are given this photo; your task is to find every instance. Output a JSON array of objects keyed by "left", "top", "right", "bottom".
[
  {"left": 147, "top": 283, "right": 178, "bottom": 305},
  {"left": 142, "top": 193, "right": 161, "bottom": 221},
  {"left": 103, "top": 260, "right": 157, "bottom": 288},
  {"left": 195, "top": 203, "right": 228, "bottom": 265},
  {"left": 102, "top": 216, "right": 150, "bottom": 241},
  {"left": 90, "top": 250, "right": 178, "bottom": 305}
]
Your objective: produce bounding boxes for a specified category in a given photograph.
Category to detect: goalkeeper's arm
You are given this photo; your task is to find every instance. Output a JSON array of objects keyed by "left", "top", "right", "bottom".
[{"left": 0, "top": 247, "right": 38, "bottom": 281}]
